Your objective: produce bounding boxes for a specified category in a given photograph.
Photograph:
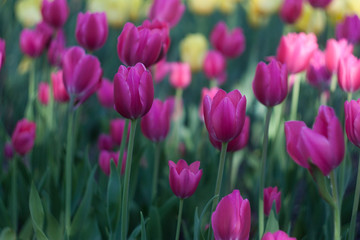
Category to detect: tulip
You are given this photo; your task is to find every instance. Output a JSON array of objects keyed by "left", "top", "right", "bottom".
[
  {"left": 96, "top": 78, "right": 114, "bottom": 108},
  {"left": 210, "top": 22, "right": 245, "bottom": 59},
  {"left": 279, "top": 0, "right": 303, "bottom": 24},
  {"left": 97, "top": 134, "right": 114, "bottom": 151},
  {"left": 15, "top": 0, "right": 42, "bottom": 27},
  {"left": 294, "top": 4, "right": 326, "bottom": 35},
  {"left": 326, "top": 0, "right": 347, "bottom": 24},
  {"left": 277, "top": 32, "right": 318, "bottom": 74},
  {"left": 204, "top": 89, "right": 247, "bottom": 143},
  {"left": 76, "top": 12, "right": 109, "bottom": 51},
  {"left": 47, "top": 30, "right": 66, "bottom": 67},
  {"left": 252, "top": 59, "right": 288, "bottom": 107},
  {"left": 180, "top": 33, "right": 208, "bottom": 72},
  {"left": 41, "top": 0, "right": 69, "bottom": 28},
  {"left": 11, "top": 119, "right": 36, "bottom": 156},
  {"left": 250, "top": 0, "right": 282, "bottom": 16},
  {"left": 152, "top": 58, "right": 172, "bottom": 83},
  {"left": 168, "top": 159, "right": 202, "bottom": 199},
  {"left": 247, "top": 1, "right": 270, "bottom": 28},
  {"left": 211, "top": 190, "right": 251, "bottom": 240},
  {"left": 262, "top": 230, "right": 296, "bottom": 240},
  {"left": 218, "top": 0, "right": 237, "bottom": 14},
  {"left": 62, "top": 46, "right": 103, "bottom": 107},
  {"left": 325, "top": 39, "right": 353, "bottom": 73},
  {"left": 345, "top": 100, "right": 360, "bottom": 148},
  {"left": 336, "top": 15, "right": 360, "bottom": 45},
  {"left": 114, "top": 63, "right": 154, "bottom": 119},
  {"left": 337, "top": 54, "right": 360, "bottom": 93},
  {"left": 0, "top": 38, "right": 5, "bottom": 71},
  {"left": 188, "top": 0, "right": 217, "bottom": 15},
  {"left": 117, "top": 20, "right": 170, "bottom": 68},
  {"left": 4, "top": 142, "right": 14, "bottom": 160},
  {"left": 141, "top": 98, "right": 174, "bottom": 142},
  {"left": 38, "top": 82, "right": 50, "bottom": 106},
  {"left": 51, "top": 70, "right": 70, "bottom": 103},
  {"left": 99, "top": 150, "right": 127, "bottom": 176},
  {"left": 149, "top": 0, "right": 185, "bottom": 28},
  {"left": 263, "top": 186, "right": 281, "bottom": 216},
  {"left": 199, "top": 87, "right": 220, "bottom": 121},
  {"left": 285, "top": 105, "right": 344, "bottom": 176},
  {"left": 308, "top": 0, "right": 332, "bottom": 8},
  {"left": 203, "top": 50, "right": 226, "bottom": 80},
  {"left": 306, "top": 50, "right": 332, "bottom": 90},
  {"left": 169, "top": 63, "right": 192, "bottom": 89},
  {"left": 110, "top": 119, "right": 130, "bottom": 146}
]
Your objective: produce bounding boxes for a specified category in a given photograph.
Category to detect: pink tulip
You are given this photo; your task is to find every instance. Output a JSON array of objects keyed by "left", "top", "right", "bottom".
[
  {"left": 62, "top": 46, "right": 103, "bottom": 107},
  {"left": 306, "top": 50, "right": 332, "bottom": 90},
  {"left": 76, "top": 12, "right": 108, "bottom": 51},
  {"left": 96, "top": 78, "right": 114, "bottom": 108},
  {"left": 48, "top": 30, "right": 66, "bottom": 67},
  {"left": 51, "top": 70, "right": 70, "bottom": 103},
  {"left": 336, "top": 15, "right": 360, "bottom": 45},
  {"left": 149, "top": 0, "right": 185, "bottom": 28},
  {"left": 204, "top": 89, "right": 247, "bottom": 143},
  {"left": 4, "top": 142, "right": 14, "bottom": 160},
  {"left": 277, "top": 33, "right": 318, "bottom": 74},
  {"left": 345, "top": 100, "right": 360, "bottom": 148},
  {"left": 110, "top": 119, "right": 130, "bottom": 146},
  {"left": 152, "top": 58, "right": 172, "bottom": 83},
  {"left": 114, "top": 63, "right": 154, "bottom": 119},
  {"left": 0, "top": 38, "right": 5, "bottom": 71},
  {"left": 141, "top": 98, "right": 174, "bottom": 142},
  {"left": 38, "top": 82, "right": 50, "bottom": 105},
  {"left": 98, "top": 150, "right": 127, "bottom": 176},
  {"left": 117, "top": 20, "right": 170, "bottom": 67},
  {"left": 325, "top": 39, "right": 353, "bottom": 73},
  {"left": 210, "top": 21, "right": 245, "bottom": 59},
  {"left": 41, "top": 0, "right": 69, "bottom": 28},
  {"left": 168, "top": 159, "right": 202, "bottom": 199},
  {"left": 211, "top": 190, "right": 251, "bottom": 240},
  {"left": 97, "top": 134, "right": 114, "bottom": 151},
  {"left": 264, "top": 186, "right": 281, "bottom": 216},
  {"left": 11, "top": 119, "right": 36, "bottom": 156},
  {"left": 279, "top": 0, "right": 303, "bottom": 24},
  {"left": 203, "top": 50, "right": 226, "bottom": 80},
  {"left": 199, "top": 87, "right": 220, "bottom": 121},
  {"left": 252, "top": 59, "right": 288, "bottom": 107},
  {"left": 20, "top": 22, "right": 53, "bottom": 58},
  {"left": 169, "top": 62, "right": 192, "bottom": 89},
  {"left": 308, "top": 0, "right": 332, "bottom": 8},
  {"left": 337, "top": 54, "right": 360, "bottom": 93},
  {"left": 262, "top": 230, "right": 296, "bottom": 240}
]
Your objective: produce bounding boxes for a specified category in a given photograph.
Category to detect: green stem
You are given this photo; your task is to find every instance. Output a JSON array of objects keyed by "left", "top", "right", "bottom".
[
  {"left": 25, "top": 60, "right": 36, "bottom": 121},
  {"left": 259, "top": 107, "right": 273, "bottom": 238},
  {"left": 121, "top": 119, "right": 138, "bottom": 240},
  {"left": 11, "top": 157, "right": 17, "bottom": 232},
  {"left": 118, "top": 119, "right": 129, "bottom": 176},
  {"left": 290, "top": 75, "right": 300, "bottom": 120},
  {"left": 330, "top": 172, "right": 341, "bottom": 240},
  {"left": 207, "top": 142, "right": 228, "bottom": 240},
  {"left": 152, "top": 142, "right": 161, "bottom": 202},
  {"left": 175, "top": 198, "right": 184, "bottom": 240},
  {"left": 349, "top": 154, "right": 360, "bottom": 240},
  {"left": 175, "top": 88, "right": 183, "bottom": 118}
]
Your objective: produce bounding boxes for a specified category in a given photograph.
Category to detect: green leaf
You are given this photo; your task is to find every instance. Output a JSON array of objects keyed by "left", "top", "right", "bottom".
[
  {"left": 264, "top": 210, "right": 279, "bottom": 234},
  {"left": 0, "top": 227, "right": 16, "bottom": 240},
  {"left": 106, "top": 160, "right": 121, "bottom": 233},
  {"left": 128, "top": 213, "right": 149, "bottom": 240},
  {"left": 19, "top": 218, "right": 34, "bottom": 240},
  {"left": 141, "top": 211, "right": 147, "bottom": 240},
  {"left": 46, "top": 211, "right": 63, "bottom": 240},
  {"left": 193, "top": 207, "right": 200, "bottom": 240},
  {"left": 147, "top": 206, "right": 162, "bottom": 240},
  {"left": 29, "top": 182, "right": 48, "bottom": 240}
]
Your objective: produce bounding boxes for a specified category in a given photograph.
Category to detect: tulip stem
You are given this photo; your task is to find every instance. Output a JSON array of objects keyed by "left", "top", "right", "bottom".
[
  {"left": 11, "top": 157, "right": 17, "bottom": 232},
  {"left": 175, "top": 198, "right": 184, "bottom": 240},
  {"left": 330, "top": 171, "right": 341, "bottom": 240},
  {"left": 25, "top": 60, "right": 36, "bottom": 121},
  {"left": 121, "top": 119, "right": 137, "bottom": 240},
  {"left": 349, "top": 154, "right": 360, "bottom": 240},
  {"left": 207, "top": 142, "right": 228, "bottom": 240},
  {"left": 290, "top": 75, "right": 300, "bottom": 120},
  {"left": 152, "top": 142, "right": 161, "bottom": 202},
  {"left": 118, "top": 119, "right": 129, "bottom": 176},
  {"left": 259, "top": 107, "right": 273, "bottom": 238}
]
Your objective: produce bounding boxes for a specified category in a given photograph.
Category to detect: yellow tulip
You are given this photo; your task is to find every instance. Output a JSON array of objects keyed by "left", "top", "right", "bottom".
[
  {"left": 250, "top": 0, "right": 281, "bottom": 16},
  {"left": 326, "top": 0, "right": 347, "bottom": 23},
  {"left": 346, "top": 0, "right": 360, "bottom": 16},
  {"left": 129, "top": 0, "right": 149, "bottom": 21},
  {"left": 15, "top": 0, "right": 42, "bottom": 27},
  {"left": 188, "top": 0, "right": 218, "bottom": 15},
  {"left": 218, "top": 0, "right": 237, "bottom": 14},
  {"left": 294, "top": 3, "right": 325, "bottom": 35},
  {"left": 180, "top": 34, "right": 208, "bottom": 72},
  {"left": 246, "top": 0, "right": 270, "bottom": 28},
  {"left": 87, "top": 0, "right": 129, "bottom": 28}
]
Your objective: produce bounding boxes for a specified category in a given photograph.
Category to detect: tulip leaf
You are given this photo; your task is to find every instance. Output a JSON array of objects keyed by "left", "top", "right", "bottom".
[
  {"left": 147, "top": 206, "right": 162, "bottom": 240},
  {"left": 194, "top": 195, "right": 219, "bottom": 240},
  {"left": 128, "top": 212, "right": 149, "bottom": 240},
  {"left": 141, "top": 211, "right": 147, "bottom": 240},
  {"left": 46, "top": 211, "right": 63, "bottom": 240},
  {"left": 264, "top": 210, "right": 279, "bottom": 234},
  {"left": 0, "top": 227, "right": 16, "bottom": 240},
  {"left": 29, "top": 182, "right": 48, "bottom": 240},
  {"left": 106, "top": 160, "right": 121, "bottom": 233}
]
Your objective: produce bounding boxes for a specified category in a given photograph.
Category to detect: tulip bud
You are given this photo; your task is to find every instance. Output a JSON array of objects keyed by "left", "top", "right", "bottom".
[
  {"left": 96, "top": 78, "right": 114, "bottom": 108},
  {"left": 41, "top": 0, "right": 69, "bottom": 28},
  {"left": 188, "top": 0, "right": 217, "bottom": 15},
  {"left": 47, "top": 30, "right": 66, "bottom": 67},
  {"left": 11, "top": 119, "right": 36, "bottom": 156},
  {"left": 97, "top": 134, "right": 114, "bottom": 151},
  {"left": 51, "top": 70, "right": 70, "bottom": 103},
  {"left": 0, "top": 38, "right": 5, "bottom": 71},
  {"left": 110, "top": 119, "right": 130, "bottom": 146},
  {"left": 306, "top": 50, "right": 332, "bottom": 90},
  {"left": 169, "top": 62, "right": 192, "bottom": 89},
  {"left": 325, "top": 39, "right": 353, "bottom": 73},
  {"left": 294, "top": 3, "right": 326, "bottom": 35},
  {"left": 149, "top": 0, "right": 185, "bottom": 28},
  {"left": 152, "top": 59, "right": 172, "bottom": 83},
  {"left": 203, "top": 50, "right": 226, "bottom": 80},
  {"left": 180, "top": 33, "right": 208, "bottom": 72},
  {"left": 337, "top": 54, "right": 360, "bottom": 93},
  {"left": 262, "top": 230, "right": 296, "bottom": 240},
  {"left": 279, "top": 0, "right": 303, "bottom": 24},
  {"left": 345, "top": 100, "right": 360, "bottom": 148},
  {"left": 4, "top": 142, "right": 14, "bottom": 160},
  {"left": 20, "top": 22, "right": 53, "bottom": 58},
  {"left": 308, "top": 0, "right": 332, "bottom": 8},
  {"left": 168, "top": 159, "right": 202, "bottom": 199},
  {"left": 263, "top": 186, "right": 281, "bottom": 216},
  {"left": 199, "top": 87, "right": 220, "bottom": 121},
  {"left": 38, "top": 82, "right": 50, "bottom": 106},
  {"left": 15, "top": 0, "right": 42, "bottom": 28},
  {"left": 335, "top": 15, "right": 360, "bottom": 45},
  {"left": 211, "top": 190, "right": 251, "bottom": 240},
  {"left": 99, "top": 150, "right": 127, "bottom": 176}
]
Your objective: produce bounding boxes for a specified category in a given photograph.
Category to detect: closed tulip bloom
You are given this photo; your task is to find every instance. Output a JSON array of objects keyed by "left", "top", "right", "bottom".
[
  {"left": 51, "top": 70, "right": 70, "bottom": 103},
  {"left": 169, "top": 62, "right": 192, "bottom": 89},
  {"left": 149, "top": 0, "right": 185, "bottom": 28},
  {"left": 97, "top": 134, "right": 113, "bottom": 151},
  {"left": 336, "top": 15, "right": 360, "bottom": 45},
  {"left": 41, "top": 0, "right": 69, "bottom": 28},
  {"left": 0, "top": 38, "right": 5, "bottom": 71},
  {"left": 188, "top": 0, "right": 217, "bottom": 15},
  {"left": 309, "top": 0, "right": 332, "bottom": 8},
  {"left": 141, "top": 98, "right": 174, "bottom": 142},
  {"left": 210, "top": 22, "right": 245, "bottom": 59},
  {"left": 337, "top": 54, "right": 360, "bottom": 93},
  {"left": 211, "top": 190, "right": 251, "bottom": 240},
  {"left": 199, "top": 87, "right": 220, "bottom": 121},
  {"left": 251, "top": 0, "right": 282, "bottom": 16},
  {"left": 114, "top": 63, "right": 154, "bottom": 119},
  {"left": 203, "top": 50, "right": 226, "bottom": 80},
  {"left": 325, "top": 39, "right": 353, "bottom": 73},
  {"left": 294, "top": 3, "right": 326, "bottom": 35},
  {"left": 252, "top": 59, "right": 288, "bottom": 107},
  {"left": 110, "top": 119, "right": 130, "bottom": 146},
  {"left": 263, "top": 186, "right": 281, "bottom": 216},
  {"left": 117, "top": 20, "right": 170, "bottom": 68},
  {"left": 99, "top": 150, "right": 127, "bottom": 176},
  {"left": 96, "top": 78, "right": 114, "bottom": 108},
  {"left": 204, "top": 89, "right": 247, "bottom": 143},
  {"left": 62, "top": 46, "right": 103, "bottom": 107},
  {"left": 168, "top": 159, "right": 202, "bottom": 199},
  {"left": 262, "top": 230, "right": 296, "bottom": 240},
  {"left": 76, "top": 12, "right": 108, "bottom": 51},
  {"left": 306, "top": 50, "right": 332, "bottom": 90},
  {"left": 15, "top": 0, "right": 42, "bottom": 28},
  {"left": 4, "top": 142, "right": 14, "bottom": 160},
  {"left": 38, "top": 82, "right": 50, "bottom": 105},
  {"left": 20, "top": 22, "right": 52, "bottom": 58},
  {"left": 11, "top": 119, "right": 36, "bottom": 156},
  {"left": 180, "top": 33, "right": 208, "bottom": 71},
  {"left": 345, "top": 100, "right": 360, "bottom": 148},
  {"left": 279, "top": 0, "right": 303, "bottom": 24},
  {"left": 152, "top": 59, "right": 172, "bottom": 83},
  {"left": 276, "top": 32, "right": 318, "bottom": 74},
  {"left": 47, "top": 30, "right": 66, "bottom": 67}
]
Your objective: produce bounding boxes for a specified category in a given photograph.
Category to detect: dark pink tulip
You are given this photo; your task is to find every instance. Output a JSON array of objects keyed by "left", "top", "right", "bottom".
[
  {"left": 306, "top": 50, "right": 332, "bottom": 90},
  {"left": 204, "top": 89, "right": 247, "bottom": 143},
  {"left": 117, "top": 20, "right": 170, "bottom": 68},
  {"left": 279, "top": 0, "right": 303, "bottom": 24},
  {"left": 75, "top": 12, "right": 108, "bottom": 51},
  {"left": 345, "top": 100, "right": 360, "bottom": 148},
  {"left": 203, "top": 50, "right": 226, "bottom": 80},
  {"left": 149, "top": 0, "right": 185, "bottom": 28},
  {"left": 276, "top": 33, "right": 318, "bottom": 74},
  {"left": 98, "top": 150, "right": 127, "bottom": 176},
  {"left": 41, "top": 0, "right": 69, "bottom": 28},
  {"left": 209, "top": 116, "right": 250, "bottom": 152},
  {"left": 210, "top": 21, "right": 245, "bottom": 59},
  {"left": 114, "top": 63, "right": 154, "bottom": 119},
  {"left": 96, "top": 78, "right": 114, "bottom": 108},
  {"left": 0, "top": 38, "right": 5, "bottom": 71},
  {"left": 38, "top": 82, "right": 50, "bottom": 105},
  {"left": 4, "top": 142, "right": 14, "bottom": 159},
  {"left": 48, "top": 30, "right": 66, "bottom": 67},
  {"left": 110, "top": 119, "right": 130, "bottom": 146},
  {"left": 20, "top": 23, "right": 52, "bottom": 58},
  {"left": 169, "top": 62, "right": 191, "bottom": 89},
  {"left": 262, "top": 230, "right": 296, "bottom": 240},
  {"left": 252, "top": 59, "right": 288, "bottom": 107},
  {"left": 11, "top": 119, "right": 36, "bottom": 156},
  {"left": 141, "top": 98, "right": 174, "bottom": 142},
  {"left": 199, "top": 87, "right": 220, "bottom": 121},
  {"left": 337, "top": 54, "right": 360, "bottom": 93},
  {"left": 62, "top": 46, "right": 103, "bottom": 107},
  {"left": 97, "top": 134, "right": 113, "bottom": 151},
  {"left": 336, "top": 15, "right": 360, "bottom": 45},
  {"left": 211, "top": 190, "right": 251, "bottom": 240},
  {"left": 152, "top": 58, "right": 172, "bottom": 83},
  {"left": 325, "top": 39, "right": 353, "bottom": 73},
  {"left": 263, "top": 186, "right": 281, "bottom": 216},
  {"left": 308, "top": 0, "right": 332, "bottom": 8},
  {"left": 168, "top": 159, "right": 202, "bottom": 199},
  {"left": 51, "top": 70, "right": 70, "bottom": 103}
]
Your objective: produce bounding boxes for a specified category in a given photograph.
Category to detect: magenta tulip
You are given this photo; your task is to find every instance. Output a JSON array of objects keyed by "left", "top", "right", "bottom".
[
  {"left": 11, "top": 119, "right": 36, "bottom": 156},
  {"left": 0, "top": 38, "right": 5, "bottom": 71},
  {"left": 199, "top": 87, "right": 220, "bottom": 121},
  {"left": 169, "top": 62, "right": 192, "bottom": 89},
  {"left": 337, "top": 54, "right": 360, "bottom": 93},
  {"left": 41, "top": 0, "right": 69, "bottom": 28},
  {"left": 168, "top": 159, "right": 202, "bottom": 199},
  {"left": 96, "top": 78, "right": 114, "bottom": 108},
  {"left": 20, "top": 22, "right": 53, "bottom": 58},
  {"left": 308, "top": 0, "right": 332, "bottom": 8},
  {"left": 48, "top": 30, "right": 66, "bottom": 67},
  {"left": 99, "top": 150, "right": 127, "bottom": 176},
  {"left": 149, "top": 0, "right": 185, "bottom": 28},
  {"left": 152, "top": 58, "right": 172, "bottom": 83},
  {"left": 51, "top": 70, "right": 70, "bottom": 103},
  {"left": 110, "top": 119, "right": 130, "bottom": 146},
  {"left": 203, "top": 50, "right": 226, "bottom": 80},
  {"left": 345, "top": 100, "right": 360, "bottom": 148},
  {"left": 38, "top": 82, "right": 50, "bottom": 106},
  {"left": 97, "top": 134, "right": 114, "bottom": 151},
  {"left": 263, "top": 186, "right": 281, "bottom": 216},
  {"left": 325, "top": 39, "right": 353, "bottom": 73},
  {"left": 279, "top": 0, "right": 303, "bottom": 24},
  {"left": 211, "top": 190, "right": 251, "bottom": 240},
  {"left": 306, "top": 50, "right": 332, "bottom": 90},
  {"left": 336, "top": 15, "right": 360, "bottom": 45},
  {"left": 262, "top": 230, "right": 296, "bottom": 240}
]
